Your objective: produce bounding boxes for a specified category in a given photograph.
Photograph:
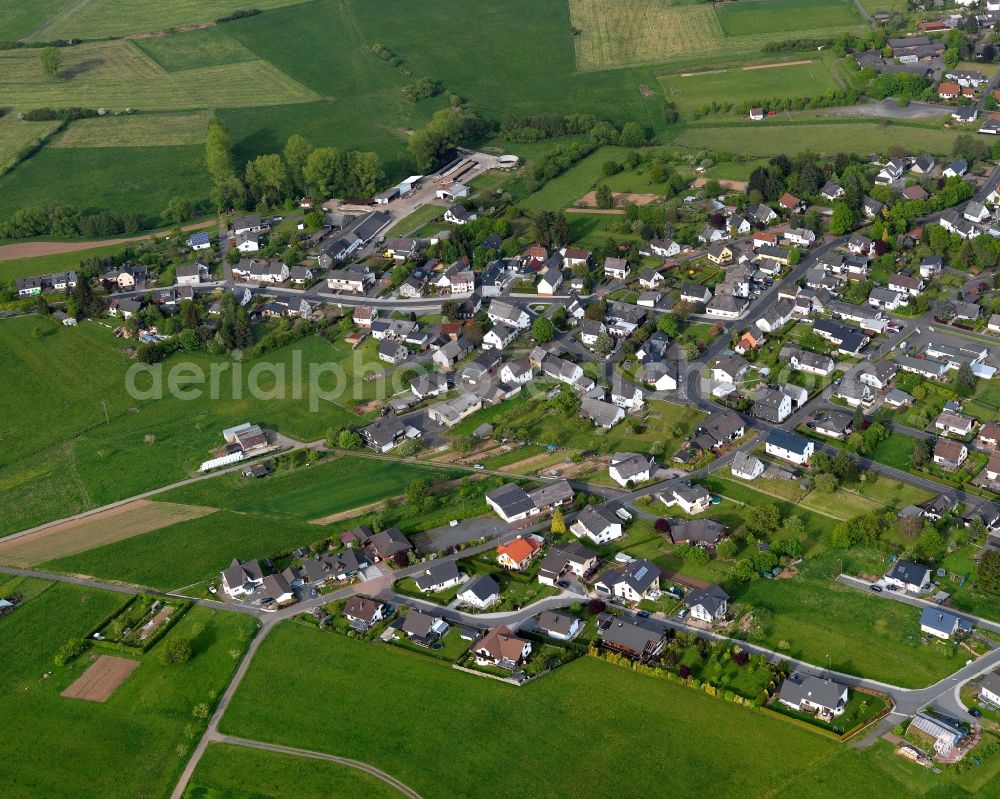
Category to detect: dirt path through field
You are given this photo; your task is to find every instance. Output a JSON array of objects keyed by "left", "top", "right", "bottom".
[
  {"left": 742, "top": 60, "right": 812, "bottom": 71},
  {"left": 0, "top": 220, "right": 215, "bottom": 262}
]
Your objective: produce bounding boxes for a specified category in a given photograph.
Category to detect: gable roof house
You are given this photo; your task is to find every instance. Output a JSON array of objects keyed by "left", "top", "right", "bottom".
[
  {"left": 662, "top": 482, "right": 712, "bottom": 515},
  {"left": 934, "top": 438, "right": 969, "bottom": 470},
  {"left": 343, "top": 596, "right": 387, "bottom": 630},
  {"left": 571, "top": 505, "right": 624, "bottom": 545},
  {"left": 220, "top": 558, "right": 265, "bottom": 598},
  {"left": 412, "top": 560, "right": 465, "bottom": 593},
  {"left": 487, "top": 300, "right": 531, "bottom": 329},
  {"left": 884, "top": 559, "right": 932, "bottom": 593},
  {"left": 580, "top": 398, "right": 625, "bottom": 429},
  {"left": 595, "top": 559, "right": 662, "bottom": 602},
  {"left": 730, "top": 451, "right": 764, "bottom": 481},
  {"left": 779, "top": 674, "right": 848, "bottom": 717},
  {"left": 537, "top": 542, "right": 599, "bottom": 586},
  {"left": 604, "top": 257, "right": 630, "bottom": 280},
  {"left": 684, "top": 584, "right": 729, "bottom": 622},
  {"left": 765, "top": 430, "right": 813, "bottom": 465},
  {"left": 753, "top": 388, "right": 792, "bottom": 424},
  {"left": 496, "top": 536, "right": 543, "bottom": 570},
  {"left": 920, "top": 606, "right": 973, "bottom": 640},
  {"left": 600, "top": 618, "right": 665, "bottom": 660},
  {"left": 668, "top": 518, "right": 726, "bottom": 549},
  {"left": 456, "top": 574, "right": 502, "bottom": 609},
  {"left": 471, "top": 625, "right": 532, "bottom": 670},
  {"left": 401, "top": 609, "right": 449, "bottom": 646},
  {"left": 609, "top": 453, "right": 653, "bottom": 487}
]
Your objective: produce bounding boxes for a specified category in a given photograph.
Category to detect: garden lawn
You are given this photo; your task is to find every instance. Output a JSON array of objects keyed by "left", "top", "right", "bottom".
[
  {"left": 42, "top": 511, "right": 324, "bottom": 591},
  {"left": 155, "top": 456, "right": 461, "bottom": 522},
  {"left": 385, "top": 204, "right": 445, "bottom": 236},
  {"left": 183, "top": 742, "right": 404, "bottom": 799},
  {"left": 870, "top": 431, "right": 916, "bottom": 470},
  {"left": 0, "top": 581, "right": 257, "bottom": 799},
  {"left": 218, "top": 623, "right": 917, "bottom": 799},
  {"left": 519, "top": 145, "right": 634, "bottom": 213}
]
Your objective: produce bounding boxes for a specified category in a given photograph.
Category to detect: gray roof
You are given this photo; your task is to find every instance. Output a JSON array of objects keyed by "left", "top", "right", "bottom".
[
  {"left": 574, "top": 504, "right": 620, "bottom": 537},
  {"left": 413, "top": 559, "right": 462, "bottom": 591},
  {"left": 766, "top": 429, "right": 810, "bottom": 455},
  {"left": 485, "top": 483, "right": 535, "bottom": 517},
  {"left": 537, "top": 610, "right": 577, "bottom": 637},
  {"left": 598, "top": 559, "right": 661, "bottom": 594},
  {"left": 600, "top": 618, "right": 664, "bottom": 654},
  {"left": 886, "top": 558, "right": 930, "bottom": 586},
  {"left": 779, "top": 673, "right": 847, "bottom": 712},
  {"left": 461, "top": 573, "right": 501, "bottom": 602},
  {"left": 920, "top": 606, "right": 967, "bottom": 636},
  {"left": 684, "top": 583, "right": 729, "bottom": 615}
]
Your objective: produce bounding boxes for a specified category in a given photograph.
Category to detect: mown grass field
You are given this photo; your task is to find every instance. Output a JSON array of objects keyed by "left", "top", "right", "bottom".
[
  {"left": 0, "top": 0, "right": 72, "bottom": 40},
  {"left": 659, "top": 57, "right": 842, "bottom": 114},
  {"left": 0, "top": 318, "right": 382, "bottom": 537},
  {"left": 184, "top": 743, "right": 404, "bottom": 799},
  {"left": 217, "top": 624, "right": 922, "bottom": 799},
  {"left": 155, "top": 455, "right": 462, "bottom": 522},
  {"left": 0, "top": 40, "right": 319, "bottom": 112},
  {"left": 673, "top": 121, "right": 964, "bottom": 156},
  {"left": 53, "top": 112, "right": 213, "bottom": 149},
  {"left": 0, "top": 114, "right": 61, "bottom": 171},
  {"left": 569, "top": 0, "right": 865, "bottom": 71},
  {"left": 0, "top": 242, "right": 133, "bottom": 282},
  {"left": 0, "top": 580, "right": 257, "bottom": 799},
  {"left": 27, "top": 0, "right": 311, "bottom": 39},
  {"left": 42, "top": 510, "right": 322, "bottom": 590},
  {"left": 715, "top": 0, "right": 863, "bottom": 35},
  {"left": 136, "top": 30, "right": 262, "bottom": 72}
]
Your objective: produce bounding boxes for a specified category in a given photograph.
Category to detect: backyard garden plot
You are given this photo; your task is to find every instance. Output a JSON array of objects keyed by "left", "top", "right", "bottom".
[
  {"left": 0, "top": 499, "right": 217, "bottom": 567},
  {"left": 0, "top": 40, "right": 319, "bottom": 112},
  {"left": 27, "top": 0, "right": 311, "bottom": 40},
  {"left": 60, "top": 655, "right": 139, "bottom": 702},
  {"left": 53, "top": 111, "right": 213, "bottom": 149}
]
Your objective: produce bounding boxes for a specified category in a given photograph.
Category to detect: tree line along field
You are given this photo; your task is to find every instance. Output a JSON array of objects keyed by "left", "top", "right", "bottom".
[
  {"left": 184, "top": 743, "right": 405, "bottom": 799},
  {"left": 216, "top": 624, "right": 929, "bottom": 799},
  {"left": 0, "top": 580, "right": 258, "bottom": 799},
  {"left": 0, "top": 316, "right": 397, "bottom": 538},
  {"left": 569, "top": 0, "right": 865, "bottom": 72}
]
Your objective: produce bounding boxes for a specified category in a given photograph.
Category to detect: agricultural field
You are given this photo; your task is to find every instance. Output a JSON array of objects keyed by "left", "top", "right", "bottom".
[
  {"left": 184, "top": 743, "right": 404, "bottom": 799},
  {"left": 0, "top": 114, "right": 62, "bottom": 171},
  {"left": 218, "top": 623, "right": 921, "bottom": 799},
  {"left": 0, "top": 582, "right": 257, "bottom": 799},
  {"left": 0, "top": 0, "right": 72, "bottom": 40},
  {"left": 0, "top": 499, "right": 216, "bottom": 567},
  {"left": 155, "top": 455, "right": 462, "bottom": 523},
  {"left": 673, "top": 121, "right": 964, "bottom": 157},
  {"left": 0, "top": 317, "right": 390, "bottom": 537},
  {"left": 42, "top": 510, "right": 323, "bottom": 591},
  {"left": 658, "top": 57, "right": 843, "bottom": 115},
  {"left": 135, "top": 31, "right": 262, "bottom": 72},
  {"left": 23, "top": 0, "right": 311, "bottom": 40},
  {"left": 0, "top": 40, "right": 319, "bottom": 112},
  {"left": 0, "top": 241, "right": 143, "bottom": 282},
  {"left": 53, "top": 112, "right": 214, "bottom": 149},
  {"left": 569, "top": 0, "right": 865, "bottom": 71}
]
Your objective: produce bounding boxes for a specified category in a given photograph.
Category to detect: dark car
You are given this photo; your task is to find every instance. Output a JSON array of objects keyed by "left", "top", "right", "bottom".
[
  {"left": 886, "top": 584, "right": 899, "bottom": 591},
  {"left": 869, "top": 585, "right": 883, "bottom": 593},
  {"left": 556, "top": 580, "right": 570, "bottom": 589},
  {"left": 636, "top": 610, "right": 650, "bottom": 618},
  {"left": 970, "top": 708, "right": 983, "bottom": 718}
]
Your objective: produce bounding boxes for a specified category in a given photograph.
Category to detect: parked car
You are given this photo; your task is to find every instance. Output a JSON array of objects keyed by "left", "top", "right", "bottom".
[
  {"left": 636, "top": 610, "right": 650, "bottom": 618},
  {"left": 970, "top": 708, "right": 983, "bottom": 718},
  {"left": 886, "top": 584, "right": 899, "bottom": 591},
  {"left": 473, "top": 463, "right": 485, "bottom": 470},
  {"left": 869, "top": 585, "right": 883, "bottom": 593},
  {"left": 556, "top": 580, "right": 570, "bottom": 589}
]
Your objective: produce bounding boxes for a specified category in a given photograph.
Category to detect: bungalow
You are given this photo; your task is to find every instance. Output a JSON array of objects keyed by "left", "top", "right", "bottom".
[
  {"left": 637, "top": 290, "right": 663, "bottom": 309},
  {"left": 485, "top": 483, "right": 538, "bottom": 523},
  {"left": 921, "top": 606, "right": 973, "bottom": 640},
  {"left": 595, "top": 559, "right": 661, "bottom": 602},
  {"left": 536, "top": 611, "right": 582, "bottom": 641},
  {"left": 604, "top": 257, "right": 630, "bottom": 280},
  {"left": 779, "top": 674, "right": 848, "bottom": 717},
  {"left": 939, "top": 81, "right": 962, "bottom": 99},
  {"left": 186, "top": 231, "right": 211, "bottom": 251},
  {"left": 779, "top": 192, "right": 806, "bottom": 214},
  {"left": 413, "top": 560, "right": 465, "bottom": 593},
  {"left": 457, "top": 574, "right": 501, "bottom": 609},
  {"left": 496, "top": 535, "right": 542, "bottom": 570},
  {"left": 668, "top": 517, "right": 725, "bottom": 548},
  {"left": 427, "top": 393, "right": 483, "bottom": 427},
  {"left": 731, "top": 450, "right": 764, "bottom": 481},
  {"left": 580, "top": 398, "right": 625, "bottom": 429},
  {"left": 933, "top": 438, "right": 968, "bottom": 470},
  {"left": 401, "top": 610, "right": 449, "bottom": 646},
  {"left": 699, "top": 225, "right": 728, "bottom": 244},
  {"left": 897, "top": 355, "right": 950, "bottom": 380},
  {"left": 609, "top": 453, "right": 653, "bottom": 486},
  {"left": 884, "top": 558, "right": 932, "bottom": 593},
  {"left": 757, "top": 245, "right": 790, "bottom": 267},
  {"left": 765, "top": 430, "right": 813, "bottom": 465},
  {"left": 471, "top": 625, "right": 531, "bottom": 670},
  {"left": 815, "top": 410, "right": 854, "bottom": 440},
  {"left": 571, "top": 505, "right": 624, "bottom": 545},
  {"left": 600, "top": 618, "right": 665, "bottom": 659},
  {"left": 935, "top": 410, "right": 975, "bottom": 437},
  {"left": 684, "top": 584, "right": 729, "bottom": 622},
  {"left": 706, "top": 294, "right": 747, "bottom": 319}
]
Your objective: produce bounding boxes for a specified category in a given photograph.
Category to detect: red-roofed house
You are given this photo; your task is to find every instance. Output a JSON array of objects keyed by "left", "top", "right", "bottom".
[{"left": 496, "top": 536, "right": 542, "bottom": 570}]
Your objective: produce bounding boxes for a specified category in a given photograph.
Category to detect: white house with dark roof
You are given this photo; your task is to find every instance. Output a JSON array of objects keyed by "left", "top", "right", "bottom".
[
  {"left": 884, "top": 559, "right": 931, "bottom": 593},
  {"left": 684, "top": 584, "right": 729, "bottom": 622},
  {"left": 595, "top": 559, "right": 661, "bottom": 602},
  {"left": 779, "top": 673, "right": 848, "bottom": 717},
  {"left": 571, "top": 505, "right": 624, "bottom": 545},
  {"left": 609, "top": 453, "right": 652, "bottom": 487}
]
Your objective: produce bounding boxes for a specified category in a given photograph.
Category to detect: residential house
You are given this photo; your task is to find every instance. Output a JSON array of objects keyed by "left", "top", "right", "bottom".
[
  {"left": 920, "top": 606, "right": 972, "bottom": 640},
  {"left": 610, "top": 377, "right": 644, "bottom": 411},
  {"left": 378, "top": 339, "right": 409, "bottom": 365},
  {"left": 487, "top": 300, "right": 531, "bottom": 329},
  {"left": 220, "top": 558, "right": 265, "bottom": 598},
  {"left": 712, "top": 355, "right": 749, "bottom": 386},
  {"left": 457, "top": 574, "right": 501, "bottom": 609},
  {"left": 730, "top": 451, "right": 764, "bottom": 481},
  {"left": 667, "top": 518, "right": 725, "bottom": 549},
  {"left": 413, "top": 560, "right": 465, "bottom": 593},
  {"left": 647, "top": 239, "right": 681, "bottom": 258},
  {"left": 755, "top": 298, "right": 795, "bottom": 333},
  {"left": 471, "top": 625, "right": 531, "bottom": 670},
  {"left": 935, "top": 410, "right": 975, "bottom": 437},
  {"left": 537, "top": 266, "right": 563, "bottom": 295},
  {"left": 979, "top": 673, "right": 1000, "bottom": 706},
  {"left": 783, "top": 227, "right": 816, "bottom": 248},
  {"left": 444, "top": 204, "right": 476, "bottom": 225},
  {"left": 884, "top": 559, "right": 932, "bottom": 592},
  {"left": 496, "top": 536, "right": 543, "bottom": 570},
  {"left": 343, "top": 596, "right": 386, "bottom": 630},
  {"left": 361, "top": 415, "right": 407, "bottom": 453},
  {"left": 639, "top": 268, "right": 666, "bottom": 290},
  {"left": 600, "top": 618, "right": 665, "bottom": 660},
  {"left": 933, "top": 438, "right": 968, "bottom": 470},
  {"left": 536, "top": 611, "right": 582, "bottom": 641},
  {"left": 595, "top": 559, "right": 661, "bottom": 602},
  {"left": 753, "top": 388, "right": 792, "bottom": 424},
  {"left": 779, "top": 674, "right": 848, "bottom": 717},
  {"left": 571, "top": 505, "right": 624, "bottom": 545},
  {"left": 779, "top": 192, "right": 805, "bottom": 213},
  {"left": 765, "top": 430, "right": 813, "bottom": 465},
  {"left": 580, "top": 399, "right": 624, "bottom": 429},
  {"left": 664, "top": 482, "right": 712, "bottom": 515},
  {"left": 698, "top": 411, "right": 745, "bottom": 448},
  {"left": 609, "top": 453, "right": 653, "bottom": 487},
  {"left": 537, "top": 542, "right": 598, "bottom": 586},
  {"left": 401, "top": 610, "right": 449, "bottom": 646},
  {"left": 684, "top": 584, "right": 729, "bottom": 622},
  {"left": 604, "top": 257, "right": 630, "bottom": 280},
  {"left": 680, "top": 283, "right": 712, "bottom": 305},
  {"left": 482, "top": 323, "right": 517, "bottom": 350}
]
